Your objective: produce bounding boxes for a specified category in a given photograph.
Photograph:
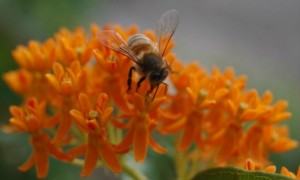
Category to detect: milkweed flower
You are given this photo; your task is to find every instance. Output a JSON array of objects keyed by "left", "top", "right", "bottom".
[
  {"left": 3, "top": 98, "right": 72, "bottom": 178},
  {"left": 115, "top": 92, "right": 168, "bottom": 162},
  {"left": 69, "top": 93, "right": 121, "bottom": 176},
  {"left": 244, "top": 159, "right": 300, "bottom": 179},
  {"left": 161, "top": 61, "right": 297, "bottom": 173},
  {"left": 45, "top": 61, "right": 87, "bottom": 142},
  {"left": 2, "top": 23, "right": 298, "bottom": 179}
]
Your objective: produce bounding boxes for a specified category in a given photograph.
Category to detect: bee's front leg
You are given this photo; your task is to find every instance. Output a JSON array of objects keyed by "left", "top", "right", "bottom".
[
  {"left": 127, "top": 66, "right": 136, "bottom": 93},
  {"left": 136, "top": 75, "right": 146, "bottom": 92},
  {"left": 146, "top": 85, "right": 157, "bottom": 101}
]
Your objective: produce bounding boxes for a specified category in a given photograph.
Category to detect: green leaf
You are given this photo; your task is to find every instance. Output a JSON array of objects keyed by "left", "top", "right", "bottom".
[{"left": 192, "top": 167, "right": 294, "bottom": 180}]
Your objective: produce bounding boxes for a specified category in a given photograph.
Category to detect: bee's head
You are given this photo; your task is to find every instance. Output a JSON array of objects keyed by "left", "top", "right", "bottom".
[{"left": 149, "top": 68, "right": 168, "bottom": 86}]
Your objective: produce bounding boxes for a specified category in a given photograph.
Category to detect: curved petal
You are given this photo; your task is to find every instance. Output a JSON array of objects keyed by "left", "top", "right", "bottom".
[
  {"left": 9, "top": 106, "right": 24, "bottom": 119},
  {"left": 68, "top": 144, "right": 87, "bottom": 157},
  {"left": 81, "top": 136, "right": 99, "bottom": 177},
  {"left": 176, "top": 116, "right": 198, "bottom": 152},
  {"left": 31, "top": 136, "right": 49, "bottom": 179},
  {"left": 52, "top": 113, "right": 72, "bottom": 143},
  {"left": 47, "top": 142, "right": 73, "bottom": 162},
  {"left": 186, "top": 87, "right": 197, "bottom": 105},
  {"left": 115, "top": 127, "right": 134, "bottom": 153},
  {"left": 45, "top": 74, "right": 60, "bottom": 92},
  {"left": 9, "top": 118, "right": 28, "bottom": 132},
  {"left": 98, "top": 139, "right": 121, "bottom": 173},
  {"left": 18, "top": 153, "right": 34, "bottom": 172},
  {"left": 159, "top": 116, "right": 186, "bottom": 135},
  {"left": 149, "top": 137, "right": 167, "bottom": 154},
  {"left": 79, "top": 93, "right": 90, "bottom": 113},
  {"left": 70, "top": 110, "right": 86, "bottom": 130},
  {"left": 101, "top": 107, "right": 113, "bottom": 126},
  {"left": 133, "top": 121, "right": 149, "bottom": 162},
  {"left": 45, "top": 113, "right": 61, "bottom": 128},
  {"left": 97, "top": 93, "right": 109, "bottom": 110}
]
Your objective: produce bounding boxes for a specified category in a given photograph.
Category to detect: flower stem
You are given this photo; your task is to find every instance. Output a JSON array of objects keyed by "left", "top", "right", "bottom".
[
  {"left": 71, "top": 158, "right": 102, "bottom": 167},
  {"left": 175, "top": 151, "right": 188, "bottom": 180},
  {"left": 122, "top": 161, "right": 147, "bottom": 180}
]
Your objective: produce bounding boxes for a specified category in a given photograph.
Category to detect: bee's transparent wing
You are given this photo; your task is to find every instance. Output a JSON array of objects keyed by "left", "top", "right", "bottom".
[
  {"left": 98, "top": 30, "right": 140, "bottom": 64},
  {"left": 156, "top": 9, "right": 179, "bottom": 57}
]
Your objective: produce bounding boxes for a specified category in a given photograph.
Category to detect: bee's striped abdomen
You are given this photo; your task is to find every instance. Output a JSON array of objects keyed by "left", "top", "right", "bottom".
[{"left": 127, "top": 34, "right": 156, "bottom": 57}]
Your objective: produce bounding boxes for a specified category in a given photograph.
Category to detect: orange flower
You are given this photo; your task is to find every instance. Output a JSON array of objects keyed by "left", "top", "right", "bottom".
[
  {"left": 69, "top": 93, "right": 121, "bottom": 176},
  {"left": 244, "top": 159, "right": 300, "bottom": 179},
  {"left": 12, "top": 39, "right": 57, "bottom": 72},
  {"left": 3, "top": 23, "right": 298, "bottom": 179},
  {"left": 46, "top": 61, "right": 86, "bottom": 96},
  {"left": 3, "top": 98, "right": 72, "bottom": 178},
  {"left": 55, "top": 27, "right": 94, "bottom": 66},
  {"left": 3, "top": 68, "right": 55, "bottom": 101},
  {"left": 45, "top": 61, "right": 87, "bottom": 142},
  {"left": 162, "top": 62, "right": 297, "bottom": 170},
  {"left": 3, "top": 69, "right": 32, "bottom": 95},
  {"left": 115, "top": 91, "right": 168, "bottom": 162}
]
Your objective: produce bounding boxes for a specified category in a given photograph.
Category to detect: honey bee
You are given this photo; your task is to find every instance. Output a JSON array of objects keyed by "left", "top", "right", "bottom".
[{"left": 98, "top": 9, "right": 179, "bottom": 100}]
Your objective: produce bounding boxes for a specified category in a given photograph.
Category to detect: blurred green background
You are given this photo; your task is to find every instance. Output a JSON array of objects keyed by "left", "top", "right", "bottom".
[{"left": 0, "top": 0, "right": 299, "bottom": 179}]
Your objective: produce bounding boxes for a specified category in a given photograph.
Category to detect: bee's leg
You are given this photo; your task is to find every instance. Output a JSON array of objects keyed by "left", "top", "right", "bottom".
[
  {"left": 148, "top": 83, "right": 168, "bottom": 101},
  {"left": 161, "top": 82, "right": 168, "bottom": 95},
  {"left": 151, "top": 85, "right": 160, "bottom": 101},
  {"left": 136, "top": 75, "right": 146, "bottom": 92},
  {"left": 145, "top": 85, "right": 156, "bottom": 101},
  {"left": 127, "top": 66, "right": 136, "bottom": 93}
]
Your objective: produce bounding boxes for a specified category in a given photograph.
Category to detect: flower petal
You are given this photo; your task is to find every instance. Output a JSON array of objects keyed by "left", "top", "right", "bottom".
[
  {"left": 46, "top": 142, "right": 73, "bottom": 162},
  {"left": 101, "top": 107, "right": 113, "bottom": 126},
  {"left": 149, "top": 137, "right": 167, "bottom": 154},
  {"left": 79, "top": 93, "right": 90, "bottom": 113},
  {"left": 31, "top": 136, "right": 49, "bottom": 179},
  {"left": 18, "top": 153, "right": 34, "bottom": 172},
  {"left": 68, "top": 144, "right": 87, "bottom": 157},
  {"left": 52, "top": 113, "right": 72, "bottom": 143},
  {"left": 115, "top": 128, "right": 134, "bottom": 153},
  {"left": 177, "top": 115, "right": 198, "bottom": 152},
  {"left": 81, "top": 136, "right": 99, "bottom": 176},
  {"left": 98, "top": 139, "right": 121, "bottom": 173},
  {"left": 45, "top": 74, "right": 60, "bottom": 92},
  {"left": 133, "top": 121, "right": 149, "bottom": 162}
]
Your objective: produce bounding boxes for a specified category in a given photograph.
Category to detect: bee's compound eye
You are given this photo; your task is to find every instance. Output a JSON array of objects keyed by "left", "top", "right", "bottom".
[{"left": 150, "top": 71, "right": 162, "bottom": 81}]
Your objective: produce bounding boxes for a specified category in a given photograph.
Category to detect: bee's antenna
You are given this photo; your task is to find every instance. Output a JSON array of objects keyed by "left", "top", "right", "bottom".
[{"left": 165, "top": 59, "right": 177, "bottom": 74}]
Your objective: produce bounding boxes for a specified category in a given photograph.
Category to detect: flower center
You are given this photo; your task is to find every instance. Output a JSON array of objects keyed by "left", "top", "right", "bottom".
[{"left": 86, "top": 110, "right": 99, "bottom": 121}]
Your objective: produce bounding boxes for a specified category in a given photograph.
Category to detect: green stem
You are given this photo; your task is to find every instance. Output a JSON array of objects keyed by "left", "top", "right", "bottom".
[
  {"left": 175, "top": 151, "right": 188, "bottom": 180},
  {"left": 71, "top": 158, "right": 102, "bottom": 167},
  {"left": 108, "top": 121, "right": 117, "bottom": 144},
  {"left": 187, "top": 150, "right": 200, "bottom": 179},
  {"left": 122, "top": 161, "right": 147, "bottom": 180},
  {"left": 71, "top": 158, "right": 85, "bottom": 166}
]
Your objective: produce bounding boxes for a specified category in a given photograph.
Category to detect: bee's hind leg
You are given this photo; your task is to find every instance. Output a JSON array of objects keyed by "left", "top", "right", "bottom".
[{"left": 127, "top": 66, "right": 136, "bottom": 93}]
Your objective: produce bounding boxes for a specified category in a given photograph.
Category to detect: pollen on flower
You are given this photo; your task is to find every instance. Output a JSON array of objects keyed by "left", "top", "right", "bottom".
[{"left": 2, "top": 22, "right": 298, "bottom": 179}]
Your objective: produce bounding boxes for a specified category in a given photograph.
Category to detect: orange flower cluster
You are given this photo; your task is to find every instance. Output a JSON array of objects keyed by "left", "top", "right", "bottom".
[
  {"left": 2, "top": 24, "right": 298, "bottom": 179},
  {"left": 162, "top": 62, "right": 298, "bottom": 169},
  {"left": 244, "top": 159, "right": 300, "bottom": 179}
]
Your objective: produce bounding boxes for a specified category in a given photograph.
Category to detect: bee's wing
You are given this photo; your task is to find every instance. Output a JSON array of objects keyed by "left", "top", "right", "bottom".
[
  {"left": 97, "top": 30, "right": 140, "bottom": 64},
  {"left": 156, "top": 9, "right": 179, "bottom": 57}
]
